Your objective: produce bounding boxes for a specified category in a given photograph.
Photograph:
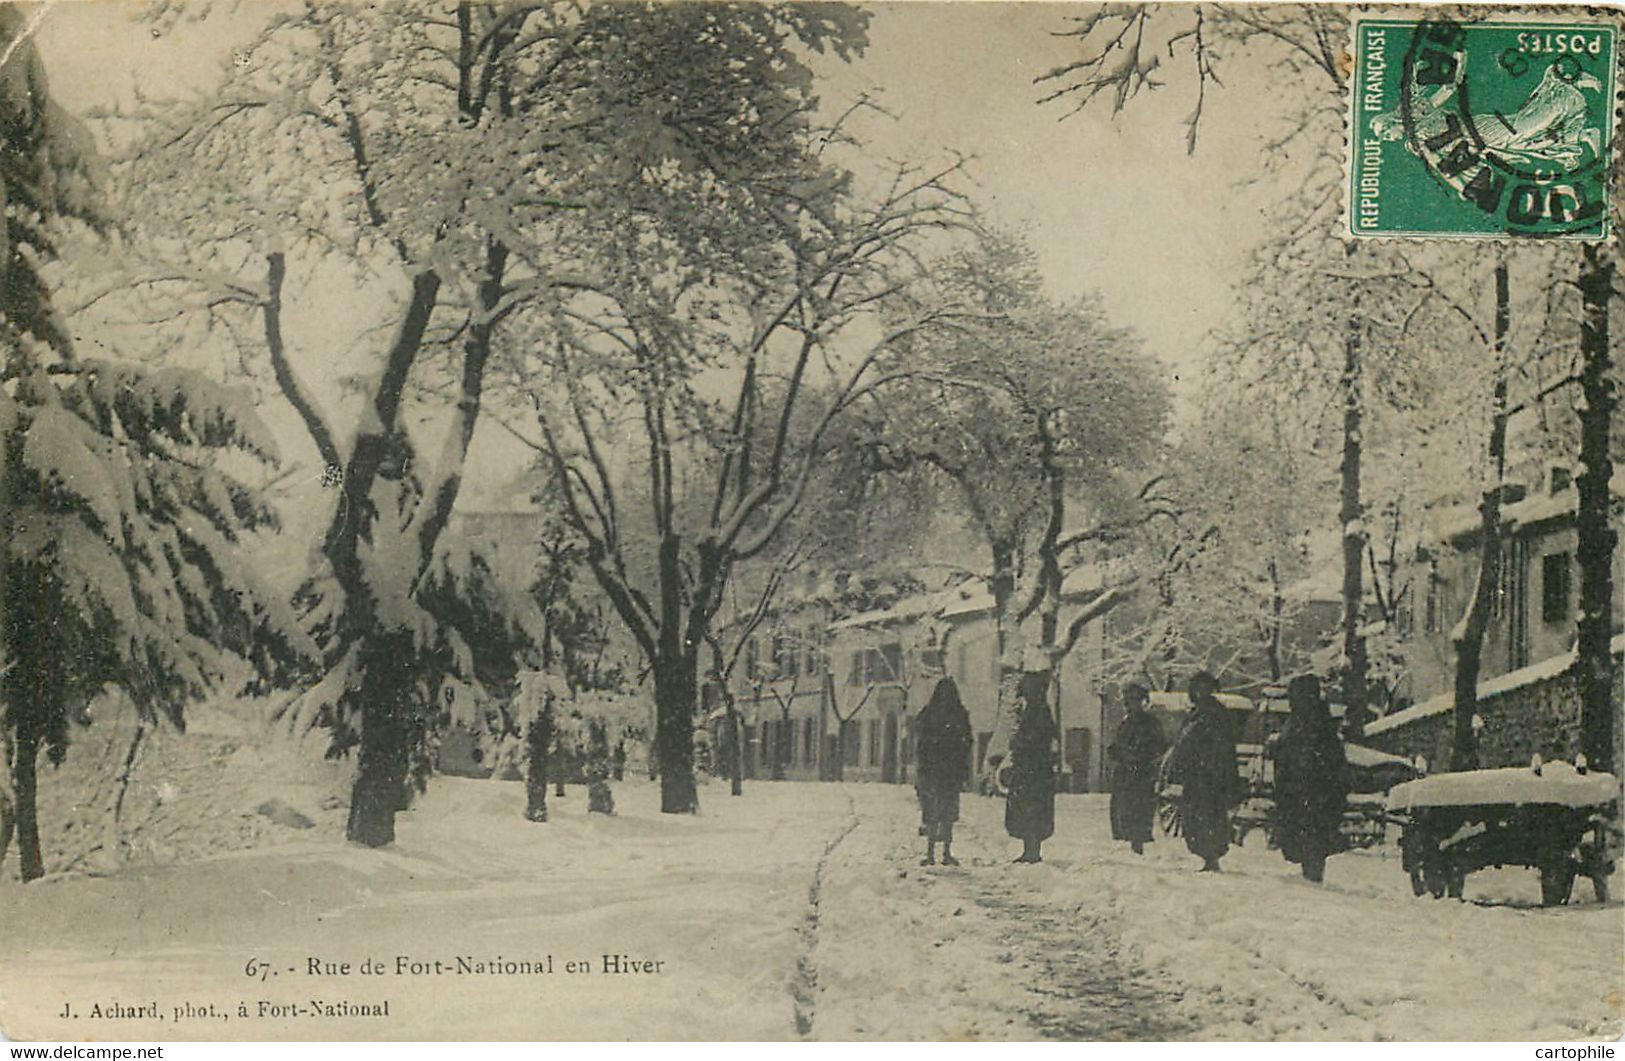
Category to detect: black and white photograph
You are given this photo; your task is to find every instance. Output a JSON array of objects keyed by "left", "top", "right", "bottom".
[{"left": 0, "top": 0, "right": 1620, "bottom": 1044}]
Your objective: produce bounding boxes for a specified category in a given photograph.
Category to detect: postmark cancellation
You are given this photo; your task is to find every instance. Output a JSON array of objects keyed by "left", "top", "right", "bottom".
[{"left": 1348, "top": 10, "right": 1619, "bottom": 240}]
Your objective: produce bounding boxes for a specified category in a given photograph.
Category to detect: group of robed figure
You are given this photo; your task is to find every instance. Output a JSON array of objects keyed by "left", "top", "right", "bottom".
[{"left": 911, "top": 669, "right": 1349, "bottom": 880}]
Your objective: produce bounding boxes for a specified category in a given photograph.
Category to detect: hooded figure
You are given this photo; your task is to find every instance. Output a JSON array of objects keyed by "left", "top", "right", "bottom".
[
  {"left": 915, "top": 677, "right": 973, "bottom": 866},
  {"left": 1271, "top": 674, "right": 1349, "bottom": 882},
  {"left": 1165, "top": 671, "right": 1242, "bottom": 872},
  {"left": 1004, "top": 670, "right": 1058, "bottom": 863},
  {"left": 1108, "top": 683, "right": 1167, "bottom": 854}
]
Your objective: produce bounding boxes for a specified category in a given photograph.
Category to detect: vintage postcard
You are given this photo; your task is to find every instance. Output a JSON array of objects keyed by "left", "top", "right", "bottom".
[{"left": 0, "top": 0, "right": 1621, "bottom": 1045}]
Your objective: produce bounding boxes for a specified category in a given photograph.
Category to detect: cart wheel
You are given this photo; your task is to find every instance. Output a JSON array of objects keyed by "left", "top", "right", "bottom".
[
  {"left": 1158, "top": 797, "right": 1182, "bottom": 838},
  {"left": 1539, "top": 861, "right": 1576, "bottom": 907},
  {"left": 1423, "top": 861, "right": 1448, "bottom": 899},
  {"left": 1408, "top": 867, "right": 1427, "bottom": 897}
]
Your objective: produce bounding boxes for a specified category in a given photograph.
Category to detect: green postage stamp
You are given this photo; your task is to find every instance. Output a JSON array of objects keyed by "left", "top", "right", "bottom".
[{"left": 1348, "top": 13, "right": 1618, "bottom": 239}]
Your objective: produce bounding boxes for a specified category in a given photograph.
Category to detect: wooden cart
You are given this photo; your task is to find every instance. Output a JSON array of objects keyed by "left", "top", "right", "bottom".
[
  {"left": 1387, "top": 763, "right": 1620, "bottom": 906},
  {"left": 1166, "top": 740, "right": 1419, "bottom": 850}
]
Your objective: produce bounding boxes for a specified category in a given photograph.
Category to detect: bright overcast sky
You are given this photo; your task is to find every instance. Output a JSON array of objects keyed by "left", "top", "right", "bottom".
[{"left": 812, "top": 4, "right": 1287, "bottom": 397}]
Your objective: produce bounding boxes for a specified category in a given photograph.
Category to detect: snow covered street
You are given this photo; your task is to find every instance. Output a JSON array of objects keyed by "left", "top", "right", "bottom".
[{"left": 2, "top": 777, "right": 1621, "bottom": 1041}]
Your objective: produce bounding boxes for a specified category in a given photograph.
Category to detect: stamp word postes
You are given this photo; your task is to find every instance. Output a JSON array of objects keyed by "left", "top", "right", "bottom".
[{"left": 1349, "top": 15, "right": 1617, "bottom": 240}]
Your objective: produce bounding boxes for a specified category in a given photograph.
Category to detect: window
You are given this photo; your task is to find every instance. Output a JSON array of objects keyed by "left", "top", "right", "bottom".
[
  {"left": 774, "top": 631, "right": 798, "bottom": 679},
  {"left": 842, "top": 720, "right": 860, "bottom": 766},
  {"left": 745, "top": 637, "right": 759, "bottom": 680},
  {"left": 1542, "top": 552, "right": 1572, "bottom": 623},
  {"left": 1424, "top": 574, "right": 1441, "bottom": 635},
  {"left": 803, "top": 718, "right": 815, "bottom": 764},
  {"left": 804, "top": 633, "right": 819, "bottom": 677},
  {"left": 867, "top": 719, "right": 880, "bottom": 766},
  {"left": 850, "top": 642, "right": 905, "bottom": 685},
  {"left": 877, "top": 642, "right": 903, "bottom": 683}
]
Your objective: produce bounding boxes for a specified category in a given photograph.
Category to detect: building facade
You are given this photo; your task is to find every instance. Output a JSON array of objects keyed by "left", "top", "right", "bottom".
[
  {"left": 709, "top": 570, "right": 1120, "bottom": 792},
  {"left": 1367, "top": 468, "right": 1625, "bottom": 768},
  {"left": 1398, "top": 473, "right": 1625, "bottom": 709}
]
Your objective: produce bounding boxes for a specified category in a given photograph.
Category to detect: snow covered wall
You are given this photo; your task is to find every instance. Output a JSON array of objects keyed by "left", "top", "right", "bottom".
[{"left": 1367, "top": 635, "right": 1625, "bottom": 774}]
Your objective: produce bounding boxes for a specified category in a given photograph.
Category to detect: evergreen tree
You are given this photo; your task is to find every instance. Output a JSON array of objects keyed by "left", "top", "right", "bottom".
[{"left": 0, "top": 8, "right": 312, "bottom": 880}]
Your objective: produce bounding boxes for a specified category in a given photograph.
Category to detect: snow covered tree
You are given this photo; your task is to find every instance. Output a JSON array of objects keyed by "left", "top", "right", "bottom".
[
  {"left": 1442, "top": 260, "right": 1511, "bottom": 770},
  {"left": 1039, "top": 7, "right": 1400, "bottom": 728},
  {"left": 523, "top": 481, "right": 628, "bottom": 697},
  {"left": 856, "top": 235, "right": 1171, "bottom": 762},
  {"left": 1574, "top": 245, "right": 1616, "bottom": 774},
  {"left": 1136, "top": 401, "right": 1329, "bottom": 688},
  {"left": 104, "top": 1, "right": 888, "bottom": 836},
  {"left": 0, "top": 7, "right": 312, "bottom": 880},
  {"left": 1, "top": 363, "right": 313, "bottom": 881},
  {"left": 521, "top": 39, "right": 970, "bottom": 813},
  {"left": 1040, "top": 7, "right": 1594, "bottom": 740},
  {"left": 96, "top": 0, "right": 553, "bottom": 846}
]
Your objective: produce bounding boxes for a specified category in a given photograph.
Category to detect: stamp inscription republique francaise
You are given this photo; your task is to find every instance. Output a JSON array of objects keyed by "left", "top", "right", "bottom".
[{"left": 1350, "top": 13, "right": 1618, "bottom": 239}]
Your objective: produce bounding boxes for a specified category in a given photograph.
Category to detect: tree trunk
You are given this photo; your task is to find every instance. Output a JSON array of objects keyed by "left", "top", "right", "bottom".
[
  {"left": 1266, "top": 558, "right": 1284, "bottom": 683},
  {"left": 651, "top": 527, "right": 700, "bottom": 813},
  {"left": 13, "top": 723, "right": 41, "bottom": 882},
  {"left": 321, "top": 273, "right": 441, "bottom": 582},
  {"left": 525, "top": 698, "right": 552, "bottom": 822},
  {"left": 586, "top": 719, "right": 615, "bottom": 814},
  {"left": 653, "top": 650, "right": 699, "bottom": 813},
  {"left": 1452, "top": 260, "right": 1510, "bottom": 772},
  {"left": 989, "top": 536, "right": 1021, "bottom": 770},
  {"left": 1576, "top": 245, "right": 1617, "bottom": 775},
  {"left": 1339, "top": 307, "right": 1371, "bottom": 738},
  {"left": 772, "top": 703, "right": 789, "bottom": 781},
  {"left": 727, "top": 703, "right": 744, "bottom": 796},
  {"left": 0, "top": 790, "right": 12, "bottom": 876},
  {"left": 554, "top": 733, "right": 568, "bottom": 797},
  {"left": 318, "top": 272, "right": 442, "bottom": 848},
  {"left": 345, "top": 628, "right": 417, "bottom": 847}
]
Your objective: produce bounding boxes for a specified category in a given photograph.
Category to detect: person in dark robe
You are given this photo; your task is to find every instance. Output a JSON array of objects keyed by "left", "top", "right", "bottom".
[
  {"left": 1108, "top": 683, "right": 1167, "bottom": 855},
  {"left": 1165, "top": 671, "right": 1241, "bottom": 872},
  {"left": 1272, "top": 674, "right": 1349, "bottom": 883},
  {"left": 915, "top": 677, "right": 973, "bottom": 865},
  {"left": 1005, "top": 670, "right": 1057, "bottom": 864}
]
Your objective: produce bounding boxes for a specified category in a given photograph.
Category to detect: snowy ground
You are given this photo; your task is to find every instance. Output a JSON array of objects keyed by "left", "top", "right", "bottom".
[{"left": 2, "top": 776, "right": 1620, "bottom": 1042}]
